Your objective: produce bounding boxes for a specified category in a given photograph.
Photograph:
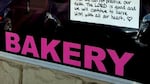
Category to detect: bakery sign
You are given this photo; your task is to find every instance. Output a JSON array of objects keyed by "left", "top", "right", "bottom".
[
  {"left": 0, "top": 0, "right": 148, "bottom": 84},
  {"left": 5, "top": 31, "right": 134, "bottom": 77}
]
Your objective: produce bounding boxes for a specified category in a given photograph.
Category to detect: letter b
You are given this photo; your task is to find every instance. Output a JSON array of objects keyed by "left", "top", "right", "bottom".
[{"left": 5, "top": 32, "right": 20, "bottom": 53}]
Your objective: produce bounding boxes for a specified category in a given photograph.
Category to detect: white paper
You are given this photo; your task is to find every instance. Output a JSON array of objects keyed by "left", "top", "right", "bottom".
[{"left": 70, "top": 0, "right": 140, "bottom": 29}]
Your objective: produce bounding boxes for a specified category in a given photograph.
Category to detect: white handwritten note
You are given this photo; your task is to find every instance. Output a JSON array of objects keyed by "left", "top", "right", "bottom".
[{"left": 70, "top": 0, "right": 140, "bottom": 29}]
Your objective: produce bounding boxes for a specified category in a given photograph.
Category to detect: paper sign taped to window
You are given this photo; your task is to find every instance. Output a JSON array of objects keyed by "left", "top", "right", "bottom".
[{"left": 70, "top": 0, "right": 140, "bottom": 29}]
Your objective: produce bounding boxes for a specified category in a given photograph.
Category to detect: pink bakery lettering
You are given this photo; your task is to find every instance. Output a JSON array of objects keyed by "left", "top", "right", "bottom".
[{"left": 5, "top": 31, "right": 134, "bottom": 77}]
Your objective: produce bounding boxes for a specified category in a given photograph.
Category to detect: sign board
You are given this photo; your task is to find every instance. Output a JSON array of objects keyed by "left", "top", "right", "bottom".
[
  {"left": 0, "top": 0, "right": 149, "bottom": 84},
  {"left": 70, "top": 0, "right": 140, "bottom": 29}
]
